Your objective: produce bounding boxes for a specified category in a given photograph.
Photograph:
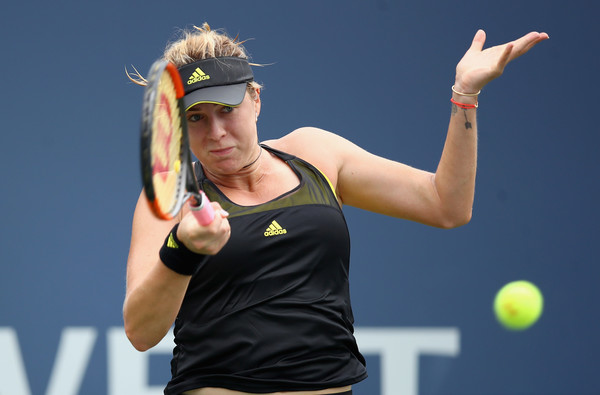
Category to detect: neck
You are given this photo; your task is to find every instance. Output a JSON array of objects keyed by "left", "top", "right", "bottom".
[
  {"left": 205, "top": 145, "right": 267, "bottom": 192},
  {"left": 241, "top": 145, "right": 262, "bottom": 170}
]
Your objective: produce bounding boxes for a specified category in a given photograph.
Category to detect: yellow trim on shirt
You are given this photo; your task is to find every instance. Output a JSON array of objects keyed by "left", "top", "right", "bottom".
[{"left": 313, "top": 165, "right": 336, "bottom": 196}]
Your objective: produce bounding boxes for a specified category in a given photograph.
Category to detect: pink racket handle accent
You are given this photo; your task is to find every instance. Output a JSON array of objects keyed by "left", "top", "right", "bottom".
[{"left": 190, "top": 191, "right": 215, "bottom": 226}]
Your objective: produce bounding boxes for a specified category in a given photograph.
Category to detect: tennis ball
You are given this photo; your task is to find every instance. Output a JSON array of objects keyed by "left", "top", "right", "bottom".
[{"left": 494, "top": 280, "right": 543, "bottom": 330}]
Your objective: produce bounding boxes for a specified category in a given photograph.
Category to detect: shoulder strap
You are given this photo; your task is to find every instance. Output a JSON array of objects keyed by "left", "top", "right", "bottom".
[
  {"left": 259, "top": 143, "right": 296, "bottom": 162},
  {"left": 193, "top": 160, "right": 205, "bottom": 185}
]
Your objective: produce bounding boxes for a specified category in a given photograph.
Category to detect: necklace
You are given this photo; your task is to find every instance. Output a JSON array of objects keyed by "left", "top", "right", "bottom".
[{"left": 241, "top": 146, "right": 263, "bottom": 169}]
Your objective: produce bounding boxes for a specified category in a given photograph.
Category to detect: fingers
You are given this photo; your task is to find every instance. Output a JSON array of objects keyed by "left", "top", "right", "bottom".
[
  {"left": 455, "top": 29, "right": 548, "bottom": 92},
  {"left": 523, "top": 32, "right": 549, "bottom": 52},
  {"left": 498, "top": 42, "right": 514, "bottom": 70},
  {"left": 496, "top": 31, "right": 548, "bottom": 75},
  {"left": 508, "top": 32, "right": 550, "bottom": 60},
  {"left": 179, "top": 203, "right": 231, "bottom": 254},
  {"left": 469, "top": 29, "right": 486, "bottom": 51},
  {"left": 211, "top": 201, "right": 230, "bottom": 218}
]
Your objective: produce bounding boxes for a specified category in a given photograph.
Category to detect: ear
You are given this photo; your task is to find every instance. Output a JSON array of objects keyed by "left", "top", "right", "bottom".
[{"left": 253, "top": 88, "right": 261, "bottom": 119}]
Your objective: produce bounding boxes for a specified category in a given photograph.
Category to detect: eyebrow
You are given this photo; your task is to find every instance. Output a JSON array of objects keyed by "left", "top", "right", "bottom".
[{"left": 187, "top": 103, "right": 232, "bottom": 112}]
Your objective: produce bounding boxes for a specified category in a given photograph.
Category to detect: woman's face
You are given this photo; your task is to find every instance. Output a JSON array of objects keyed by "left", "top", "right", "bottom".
[{"left": 186, "top": 91, "right": 261, "bottom": 175}]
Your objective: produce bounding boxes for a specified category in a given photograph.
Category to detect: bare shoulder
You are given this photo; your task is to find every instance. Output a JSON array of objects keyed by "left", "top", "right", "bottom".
[
  {"left": 264, "top": 127, "right": 347, "bottom": 165},
  {"left": 263, "top": 127, "right": 348, "bottom": 186}
]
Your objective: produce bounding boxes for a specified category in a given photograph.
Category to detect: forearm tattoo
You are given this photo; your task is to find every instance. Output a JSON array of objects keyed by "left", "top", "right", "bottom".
[{"left": 451, "top": 103, "right": 473, "bottom": 129}]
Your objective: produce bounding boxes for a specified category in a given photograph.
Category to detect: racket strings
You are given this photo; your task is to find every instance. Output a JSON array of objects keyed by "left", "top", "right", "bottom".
[{"left": 151, "top": 73, "right": 185, "bottom": 216}]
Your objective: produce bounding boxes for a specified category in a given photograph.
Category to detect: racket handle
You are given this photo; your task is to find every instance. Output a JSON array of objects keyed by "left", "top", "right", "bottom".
[{"left": 190, "top": 191, "right": 215, "bottom": 226}]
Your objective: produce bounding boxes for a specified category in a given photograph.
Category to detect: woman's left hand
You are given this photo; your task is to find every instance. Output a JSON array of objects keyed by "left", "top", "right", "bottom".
[{"left": 454, "top": 29, "right": 549, "bottom": 94}]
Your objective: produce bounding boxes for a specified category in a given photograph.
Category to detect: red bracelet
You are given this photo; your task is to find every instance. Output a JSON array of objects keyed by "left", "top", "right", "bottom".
[{"left": 451, "top": 97, "right": 478, "bottom": 109}]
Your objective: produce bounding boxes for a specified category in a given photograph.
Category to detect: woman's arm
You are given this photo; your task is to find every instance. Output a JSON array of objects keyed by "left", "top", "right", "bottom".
[
  {"left": 432, "top": 29, "right": 549, "bottom": 226},
  {"left": 123, "top": 192, "right": 190, "bottom": 351},
  {"left": 123, "top": 192, "right": 230, "bottom": 351},
  {"left": 281, "top": 30, "right": 548, "bottom": 228}
]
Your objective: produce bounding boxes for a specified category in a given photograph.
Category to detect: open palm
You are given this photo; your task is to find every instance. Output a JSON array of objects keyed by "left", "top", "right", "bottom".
[{"left": 454, "top": 30, "right": 549, "bottom": 94}]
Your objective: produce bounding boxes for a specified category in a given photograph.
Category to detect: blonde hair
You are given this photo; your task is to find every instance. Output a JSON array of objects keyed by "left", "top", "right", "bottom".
[{"left": 128, "top": 23, "right": 262, "bottom": 96}]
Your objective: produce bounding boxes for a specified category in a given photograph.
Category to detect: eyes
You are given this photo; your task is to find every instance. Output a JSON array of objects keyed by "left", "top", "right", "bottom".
[
  {"left": 187, "top": 113, "right": 203, "bottom": 122},
  {"left": 186, "top": 106, "right": 234, "bottom": 123}
]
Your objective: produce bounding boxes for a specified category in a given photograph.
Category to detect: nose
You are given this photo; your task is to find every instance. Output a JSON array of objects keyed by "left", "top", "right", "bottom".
[{"left": 205, "top": 116, "right": 227, "bottom": 140}]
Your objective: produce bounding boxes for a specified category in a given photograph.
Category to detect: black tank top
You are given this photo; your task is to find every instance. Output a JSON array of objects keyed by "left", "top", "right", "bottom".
[{"left": 164, "top": 145, "right": 367, "bottom": 394}]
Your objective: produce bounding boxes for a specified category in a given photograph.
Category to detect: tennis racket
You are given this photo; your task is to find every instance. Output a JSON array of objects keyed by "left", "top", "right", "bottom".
[{"left": 140, "top": 59, "right": 215, "bottom": 225}]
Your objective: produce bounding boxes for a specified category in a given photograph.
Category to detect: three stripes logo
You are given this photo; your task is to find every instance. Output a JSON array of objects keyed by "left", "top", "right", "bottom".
[
  {"left": 187, "top": 67, "right": 210, "bottom": 85},
  {"left": 264, "top": 220, "right": 287, "bottom": 237},
  {"left": 166, "top": 232, "right": 179, "bottom": 248}
]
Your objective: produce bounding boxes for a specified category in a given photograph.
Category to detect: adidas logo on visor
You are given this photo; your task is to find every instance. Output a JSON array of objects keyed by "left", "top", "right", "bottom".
[
  {"left": 264, "top": 220, "right": 287, "bottom": 237},
  {"left": 187, "top": 67, "right": 210, "bottom": 85}
]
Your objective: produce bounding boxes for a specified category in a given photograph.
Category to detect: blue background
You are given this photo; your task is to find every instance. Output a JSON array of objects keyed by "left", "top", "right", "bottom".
[{"left": 1, "top": 0, "right": 598, "bottom": 394}]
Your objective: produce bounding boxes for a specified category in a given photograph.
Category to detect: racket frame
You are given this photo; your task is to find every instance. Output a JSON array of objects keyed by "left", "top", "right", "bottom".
[{"left": 140, "top": 60, "right": 213, "bottom": 223}]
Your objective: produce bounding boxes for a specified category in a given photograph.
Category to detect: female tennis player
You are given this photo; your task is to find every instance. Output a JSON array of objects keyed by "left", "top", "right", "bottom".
[{"left": 124, "top": 23, "right": 548, "bottom": 395}]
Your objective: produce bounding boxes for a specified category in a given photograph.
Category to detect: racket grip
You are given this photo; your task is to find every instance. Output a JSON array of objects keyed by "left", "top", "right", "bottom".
[{"left": 190, "top": 191, "right": 215, "bottom": 226}]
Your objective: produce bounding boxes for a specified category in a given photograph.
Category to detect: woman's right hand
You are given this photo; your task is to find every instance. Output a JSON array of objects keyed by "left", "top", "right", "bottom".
[
  {"left": 124, "top": 194, "right": 230, "bottom": 351},
  {"left": 177, "top": 202, "right": 231, "bottom": 255}
]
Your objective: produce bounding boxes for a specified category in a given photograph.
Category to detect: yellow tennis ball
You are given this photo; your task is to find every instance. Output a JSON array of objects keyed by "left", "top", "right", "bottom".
[{"left": 494, "top": 280, "right": 543, "bottom": 330}]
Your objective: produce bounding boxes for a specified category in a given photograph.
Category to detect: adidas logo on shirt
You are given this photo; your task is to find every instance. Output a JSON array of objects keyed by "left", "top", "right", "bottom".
[
  {"left": 187, "top": 67, "right": 210, "bottom": 84},
  {"left": 264, "top": 220, "right": 287, "bottom": 237}
]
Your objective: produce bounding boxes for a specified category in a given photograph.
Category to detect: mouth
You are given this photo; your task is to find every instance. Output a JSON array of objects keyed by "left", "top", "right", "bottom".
[{"left": 209, "top": 147, "right": 234, "bottom": 157}]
